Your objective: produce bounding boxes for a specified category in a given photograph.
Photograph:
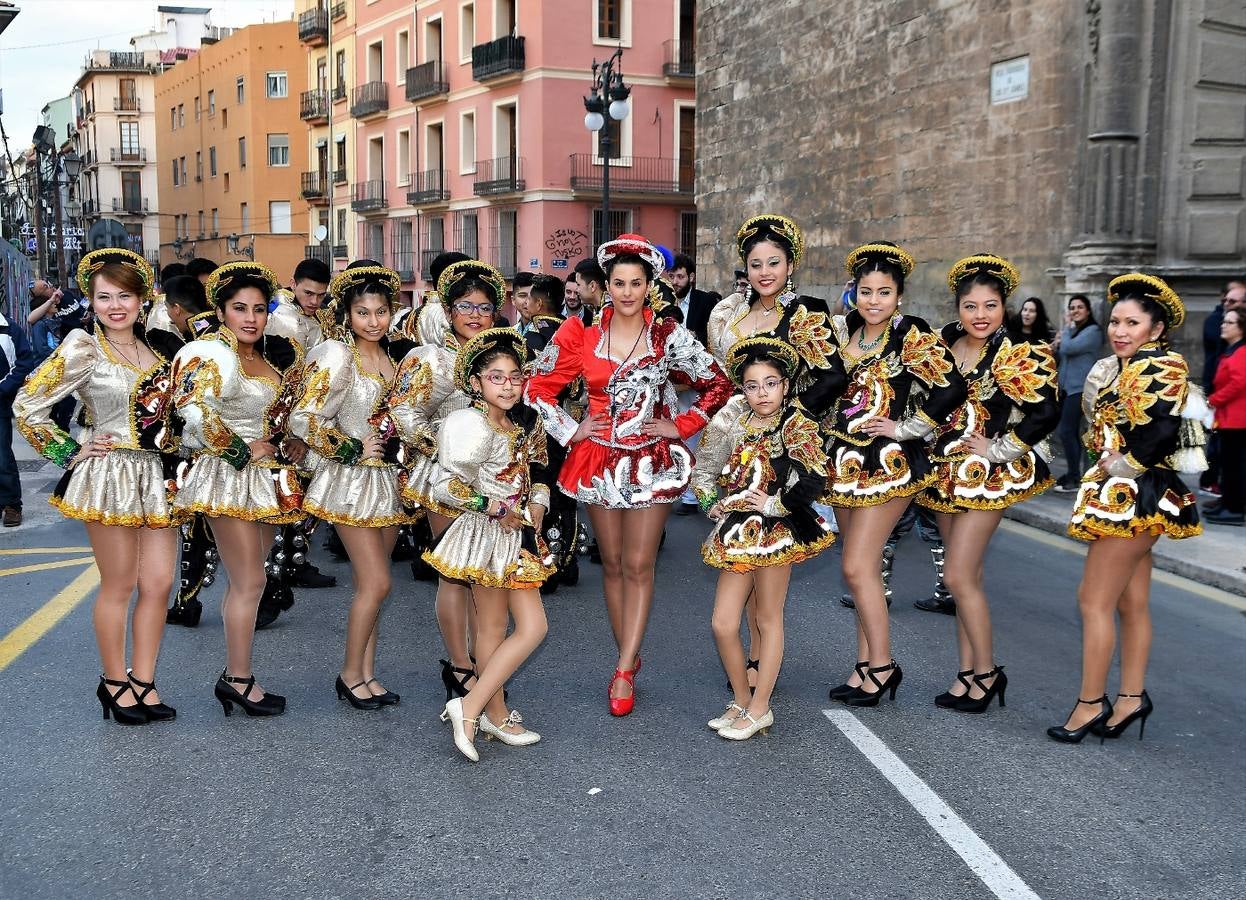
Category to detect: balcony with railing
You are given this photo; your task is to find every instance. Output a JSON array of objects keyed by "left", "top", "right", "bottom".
[
  {"left": 82, "top": 198, "right": 100, "bottom": 216},
  {"left": 663, "top": 39, "right": 695, "bottom": 78},
  {"left": 112, "top": 197, "right": 149, "bottom": 214},
  {"left": 114, "top": 96, "right": 141, "bottom": 111},
  {"left": 332, "top": 243, "right": 348, "bottom": 258},
  {"left": 406, "top": 169, "right": 449, "bottom": 205},
  {"left": 393, "top": 252, "right": 416, "bottom": 281},
  {"left": 111, "top": 147, "right": 148, "bottom": 163},
  {"left": 351, "top": 179, "right": 387, "bottom": 212},
  {"left": 473, "top": 156, "right": 525, "bottom": 196},
  {"left": 301, "top": 171, "right": 329, "bottom": 202},
  {"left": 333, "top": 166, "right": 347, "bottom": 185},
  {"left": 330, "top": 2, "right": 346, "bottom": 21},
  {"left": 420, "top": 248, "right": 443, "bottom": 281},
  {"left": 297, "top": 7, "right": 328, "bottom": 45},
  {"left": 305, "top": 244, "right": 332, "bottom": 265},
  {"left": 350, "top": 81, "right": 389, "bottom": 119},
  {"left": 86, "top": 51, "right": 153, "bottom": 72},
  {"left": 300, "top": 89, "right": 329, "bottom": 122},
  {"left": 472, "top": 35, "right": 525, "bottom": 81},
  {"left": 405, "top": 61, "right": 450, "bottom": 102},
  {"left": 569, "top": 154, "right": 690, "bottom": 196},
  {"left": 82, "top": 149, "right": 98, "bottom": 169}
]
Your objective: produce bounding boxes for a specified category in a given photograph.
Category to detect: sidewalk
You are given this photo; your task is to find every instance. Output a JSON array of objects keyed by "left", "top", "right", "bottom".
[
  {"left": 2, "top": 431, "right": 65, "bottom": 534},
  {"left": 1003, "top": 461, "right": 1245, "bottom": 596}
]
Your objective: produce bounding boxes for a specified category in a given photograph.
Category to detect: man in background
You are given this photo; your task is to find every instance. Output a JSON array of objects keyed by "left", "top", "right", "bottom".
[
  {"left": 562, "top": 273, "right": 585, "bottom": 321},
  {"left": 186, "top": 257, "right": 217, "bottom": 284},
  {"left": 511, "top": 271, "right": 537, "bottom": 332},
  {"left": 667, "top": 253, "right": 716, "bottom": 348},
  {"left": 573, "top": 259, "right": 607, "bottom": 325},
  {"left": 266, "top": 257, "right": 330, "bottom": 351},
  {"left": 1, "top": 290, "right": 36, "bottom": 527}
]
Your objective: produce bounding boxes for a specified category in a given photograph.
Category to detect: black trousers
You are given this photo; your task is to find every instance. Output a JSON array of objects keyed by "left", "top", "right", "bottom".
[{"left": 1218, "top": 428, "right": 1245, "bottom": 514}]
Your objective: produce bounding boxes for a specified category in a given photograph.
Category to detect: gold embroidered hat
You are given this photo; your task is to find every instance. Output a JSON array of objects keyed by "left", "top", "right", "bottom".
[
  {"left": 736, "top": 215, "right": 805, "bottom": 269},
  {"left": 329, "top": 265, "right": 401, "bottom": 305},
  {"left": 947, "top": 254, "right": 1021, "bottom": 298},
  {"left": 204, "top": 261, "right": 280, "bottom": 306},
  {"left": 725, "top": 335, "right": 800, "bottom": 385},
  {"left": 75, "top": 247, "right": 154, "bottom": 298},
  {"left": 437, "top": 259, "right": 507, "bottom": 310},
  {"left": 1107, "top": 273, "right": 1185, "bottom": 330},
  {"left": 596, "top": 233, "right": 666, "bottom": 279},
  {"left": 844, "top": 242, "right": 916, "bottom": 278},
  {"left": 454, "top": 326, "right": 528, "bottom": 394}
]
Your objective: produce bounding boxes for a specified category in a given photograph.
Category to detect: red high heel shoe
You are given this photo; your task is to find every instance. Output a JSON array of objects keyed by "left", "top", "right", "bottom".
[{"left": 608, "top": 667, "right": 636, "bottom": 716}]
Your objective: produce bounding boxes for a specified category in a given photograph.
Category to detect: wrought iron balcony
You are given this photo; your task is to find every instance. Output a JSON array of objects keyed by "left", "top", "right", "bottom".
[
  {"left": 405, "top": 61, "right": 449, "bottom": 102},
  {"left": 82, "top": 149, "right": 98, "bottom": 169},
  {"left": 110, "top": 147, "right": 147, "bottom": 163},
  {"left": 301, "top": 171, "right": 329, "bottom": 202},
  {"left": 333, "top": 166, "right": 347, "bottom": 185},
  {"left": 305, "top": 243, "right": 332, "bottom": 265},
  {"left": 112, "top": 196, "right": 149, "bottom": 213},
  {"left": 471, "top": 35, "right": 525, "bottom": 82},
  {"left": 82, "top": 198, "right": 100, "bottom": 216},
  {"left": 406, "top": 169, "right": 449, "bottom": 205},
  {"left": 663, "top": 39, "right": 695, "bottom": 78},
  {"left": 332, "top": 243, "right": 348, "bottom": 258},
  {"left": 351, "top": 179, "right": 387, "bottom": 212},
  {"left": 330, "top": 2, "right": 346, "bottom": 21},
  {"left": 393, "top": 254, "right": 416, "bottom": 281},
  {"left": 350, "top": 81, "right": 389, "bottom": 119},
  {"left": 114, "top": 96, "right": 141, "bottom": 111},
  {"left": 569, "top": 154, "right": 690, "bottom": 195},
  {"left": 473, "top": 156, "right": 525, "bottom": 196},
  {"left": 300, "top": 89, "right": 329, "bottom": 122},
  {"left": 297, "top": 7, "right": 328, "bottom": 45},
  {"left": 420, "top": 248, "right": 443, "bottom": 281},
  {"left": 332, "top": 82, "right": 346, "bottom": 103}
]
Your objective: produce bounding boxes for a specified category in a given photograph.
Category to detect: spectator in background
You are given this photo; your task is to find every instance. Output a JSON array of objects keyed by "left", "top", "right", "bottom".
[
  {"left": 573, "top": 259, "right": 607, "bottom": 325},
  {"left": 562, "top": 274, "right": 582, "bottom": 320},
  {"left": 667, "top": 253, "right": 716, "bottom": 348},
  {"left": 185, "top": 257, "right": 217, "bottom": 284},
  {"left": 29, "top": 295, "right": 83, "bottom": 433},
  {"left": 732, "top": 269, "right": 748, "bottom": 297},
  {"left": 26, "top": 280, "right": 63, "bottom": 327},
  {"left": 1200, "top": 280, "right": 1246, "bottom": 497},
  {"left": 1052, "top": 294, "right": 1104, "bottom": 492},
  {"left": 1, "top": 290, "right": 36, "bottom": 527},
  {"left": 1008, "top": 296, "right": 1056, "bottom": 343},
  {"left": 158, "top": 262, "right": 188, "bottom": 292},
  {"left": 511, "top": 271, "right": 537, "bottom": 332},
  {"left": 1206, "top": 306, "right": 1246, "bottom": 526}
]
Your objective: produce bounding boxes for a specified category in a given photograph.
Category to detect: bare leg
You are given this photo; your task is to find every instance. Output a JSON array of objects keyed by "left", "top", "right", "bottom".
[
  {"left": 128, "top": 526, "right": 178, "bottom": 703},
  {"left": 837, "top": 496, "right": 911, "bottom": 693},
  {"left": 747, "top": 565, "right": 792, "bottom": 716},
  {"left": 611, "top": 504, "right": 672, "bottom": 699},
  {"left": 85, "top": 523, "right": 141, "bottom": 708},
  {"left": 744, "top": 591, "right": 761, "bottom": 688},
  {"left": 460, "top": 586, "right": 549, "bottom": 738},
  {"left": 210, "top": 517, "right": 275, "bottom": 698},
  {"left": 710, "top": 571, "right": 755, "bottom": 709},
  {"left": 831, "top": 506, "right": 865, "bottom": 690},
  {"left": 1063, "top": 534, "right": 1158, "bottom": 730},
  {"left": 1110, "top": 548, "right": 1154, "bottom": 725},
  {"left": 940, "top": 508, "right": 1005, "bottom": 698},
  {"left": 337, "top": 524, "right": 397, "bottom": 697},
  {"left": 586, "top": 505, "right": 626, "bottom": 649},
  {"left": 359, "top": 526, "right": 399, "bottom": 693},
  {"left": 430, "top": 512, "right": 475, "bottom": 676}
]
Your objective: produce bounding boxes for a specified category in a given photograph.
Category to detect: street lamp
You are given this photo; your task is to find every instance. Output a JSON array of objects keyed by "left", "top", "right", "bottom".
[
  {"left": 57, "top": 150, "right": 83, "bottom": 281},
  {"left": 583, "top": 48, "right": 630, "bottom": 245},
  {"left": 226, "top": 232, "right": 255, "bottom": 260}
]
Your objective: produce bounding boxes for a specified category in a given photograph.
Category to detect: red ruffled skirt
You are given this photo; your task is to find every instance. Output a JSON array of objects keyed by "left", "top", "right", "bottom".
[{"left": 558, "top": 438, "right": 693, "bottom": 509}]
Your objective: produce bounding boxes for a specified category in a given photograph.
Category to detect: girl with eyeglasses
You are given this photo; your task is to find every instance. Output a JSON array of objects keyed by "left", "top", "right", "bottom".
[
  {"left": 390, "top": 260, "right": 505, "bottom": 702},
  {"left": 429, "top": 328, "right": 555, "bottom": 761}
]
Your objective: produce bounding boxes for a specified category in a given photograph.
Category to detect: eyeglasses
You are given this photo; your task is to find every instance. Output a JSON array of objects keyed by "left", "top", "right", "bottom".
[
  {"left": 742, "top": 378, "right": 785, "bottom": 394},
  {"left": 482, "top": 372, "right": 524, "bottom": 386},
  {"left": 452, "top": 301, "right": 496, "bottom": 316}
]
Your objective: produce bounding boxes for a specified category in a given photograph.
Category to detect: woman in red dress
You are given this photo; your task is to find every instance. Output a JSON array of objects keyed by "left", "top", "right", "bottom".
[{"left": 525, "top": 234, "right": 733, "bottom": 715}]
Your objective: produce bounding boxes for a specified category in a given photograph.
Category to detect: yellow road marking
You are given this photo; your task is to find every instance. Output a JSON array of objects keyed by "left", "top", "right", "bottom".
[
  {"left": 1000, "top": 519, "right": 1246, "bottom": 611},
  {"left": 0, "top": 557, "right": 96, "bottom": 577},
  {"left": 0, "top": 547, "right": 92, "bottom": 555},
  {"left": 0, "top": 564, "right": 100, "bottom": 672}
]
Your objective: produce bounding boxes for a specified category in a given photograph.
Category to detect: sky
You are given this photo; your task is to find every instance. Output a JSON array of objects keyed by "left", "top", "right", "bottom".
[{"left": 0, "top": 0, "right": 294, "bottom": 146}]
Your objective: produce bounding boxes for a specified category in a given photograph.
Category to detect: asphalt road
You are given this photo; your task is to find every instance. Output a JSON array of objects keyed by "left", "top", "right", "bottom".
[{"left": 0, "top": 511, "right": 1242, "bottom": 900}]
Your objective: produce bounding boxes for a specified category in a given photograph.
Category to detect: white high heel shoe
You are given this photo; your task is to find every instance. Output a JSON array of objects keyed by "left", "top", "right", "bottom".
[
  {"left": 439, "top": 697, "right": 480, "bottom": 761},
  {"left": 707, "top": 701, "right": 746, "bottom": 730},
  {"left": 718, "top": 708, "right": 773, "bottom": 740},
  {"left": 479, "top": 710, "right": 541, "bottom": 746}
]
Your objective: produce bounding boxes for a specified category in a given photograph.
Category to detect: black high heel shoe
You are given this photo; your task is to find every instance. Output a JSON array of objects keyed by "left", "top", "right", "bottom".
[
  {"left": 127, "top": 671, "right": 177, "bottom": 721},
  {"left": 1046, "top": 695, "right": 1111, "bottom": 744},
  {"left": 843, "top": 661, "right": 903, "bottom": 707},
  {"left": 335, "top": 676, "right": 382, "bottom": 710},
  {"left": 954, "top": 666, "right": 1007, "bottom": 714},
  {"left": 1099, "top": 691, "right": 1152, "bottom": 740},
  {"left": 829, "top": 661, "right": 868, "bottom": 702},
  {"left": 366, "top": 678, "right": 401, "bottom": 706},
  {"left": 214, "top": 671, "right": 286, "bottom": 717},
  {"left": 166, "top": 598, "right": 202, "bottom": 628},
  {"left": 934, "top": 669, "right": 973, "bottom": 709},
  {"left": 96, "top": 676, "right": 149, "bottom": 726},
  {"left": 440, "top": 659, "right": 476, "bottom": 702}
]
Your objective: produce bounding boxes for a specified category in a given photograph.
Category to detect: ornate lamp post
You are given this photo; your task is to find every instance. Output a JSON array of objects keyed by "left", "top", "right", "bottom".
[{"left": 583, "top": 47, "right": 631, "bottom": 245}]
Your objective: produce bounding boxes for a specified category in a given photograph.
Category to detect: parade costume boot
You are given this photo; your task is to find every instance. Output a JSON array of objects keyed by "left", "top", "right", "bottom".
[
  {"left": 389, "top": 524, "right": 415, "bottom": 562},
  {"left": 167, "top": 514, "right": 217, "bottom": 628},
  {"left": 840, "top": 541, "right": 895, "bottom": 609},
  {"left": 409, "top": 515, "right": 439, "bottom": 583},
  {"left": 913, "top": 544, "right": 956, "bottom": 615},
  {"left": 256, "top": 529, "right": 297, "bottom": 629},
  {"left": 286, "top": 525, "right": 333, "bottom": 590},
  {"left": 324, "top": 524, "right": 349, "bottom": 562}
]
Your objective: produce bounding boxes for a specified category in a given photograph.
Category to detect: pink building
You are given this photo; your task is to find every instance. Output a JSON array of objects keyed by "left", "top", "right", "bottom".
[{"left": 331, "top": 0, "right": 696, "bottom": 289}]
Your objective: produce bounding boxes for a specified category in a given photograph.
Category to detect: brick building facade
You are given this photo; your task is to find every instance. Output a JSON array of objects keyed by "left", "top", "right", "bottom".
[{"left": 695, "top": 0, "right": 1246, "bottom": 355}]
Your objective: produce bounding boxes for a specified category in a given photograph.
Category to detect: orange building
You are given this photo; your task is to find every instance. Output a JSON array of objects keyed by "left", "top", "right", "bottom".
[{"left": 154, "top": 21, "right": 309, "bottom": 280}]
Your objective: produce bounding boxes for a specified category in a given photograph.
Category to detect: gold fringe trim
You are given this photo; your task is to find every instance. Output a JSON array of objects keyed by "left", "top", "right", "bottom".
[
  {"left": 175, "top": 500, "right": 304, "bottom": 525},
  {"left": 420, "top": 551, "right": 555, "bottom": 589},
  {"left": 1067, "top": 515, "right": 1202, "bottom": 543},
  {"left": 48, "top": 496, "right": 182, "bottom": 529},
  {"left": 823, "top": 472, "right": 935, "bottom": 508},
  {"left": 701, "top": 529, "right": 836, "bottom": 572},
  {"left": 301, "top": 500, "right": 411, "bottom": 529},
  {"left": 917, "top": 476, "right": 1055, "bottom": 512}
]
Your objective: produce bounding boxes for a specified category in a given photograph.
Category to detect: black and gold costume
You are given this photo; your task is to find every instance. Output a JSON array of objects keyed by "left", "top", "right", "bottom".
[
  {"left": 920, "top": 326, "right": 1059, "bottom": 512},
  {"left": 1069, "top": 343, "right": 1201, "bottom": 541},
  {"left": 826, "top": 312, "right": 966, "bottom": 505},
  {"left": 15, "top": 325, "right": 178, "bottom": 528}
]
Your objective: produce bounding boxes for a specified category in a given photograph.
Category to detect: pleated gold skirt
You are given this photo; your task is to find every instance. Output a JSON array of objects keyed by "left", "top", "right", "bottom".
[
  {"left": 175, "top": 455, "right": 304, "bottom": 524},
  {"left": 303, "top": 459, "right": 408, "bottom": 528},
  {"left": 423, "top": 511, "right": 556, "bottom": 588},
  {"left": 50, "top": 447, "right": 178, "bottom": 528}
]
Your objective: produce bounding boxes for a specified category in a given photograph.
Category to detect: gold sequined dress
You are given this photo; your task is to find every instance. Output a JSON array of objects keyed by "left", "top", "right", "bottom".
[
  {"left": 919, "top": 327, "right": 1060, "bottom": 512},
  {"left": 14, "top": 327, "right": 178, "bottom": 528},
  {"left": 169, "top": 328, "right": 305, "bottom": 524},
  {"left": 290, "top": 338, "right": 408, "bottom": 528},
  {"left": 389, "top": 334, "right": 470, "bottom": 516},
  {"left": 266, "top": 290, "right": 325, "bottom": 350},
  {"left": 422, "top": 407, "right": 557, "bottom": 588},
  {"left": 692, "top": 404, "right": 835, "bottom": 571},
  {"left": 1068, "top": 344, "right": 1202, "bottom": 541}
]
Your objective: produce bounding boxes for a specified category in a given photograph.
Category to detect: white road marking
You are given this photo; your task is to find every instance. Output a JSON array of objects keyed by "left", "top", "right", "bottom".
[{"left": 823, "top": 708, "right": 1042, "bottom": 900}]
